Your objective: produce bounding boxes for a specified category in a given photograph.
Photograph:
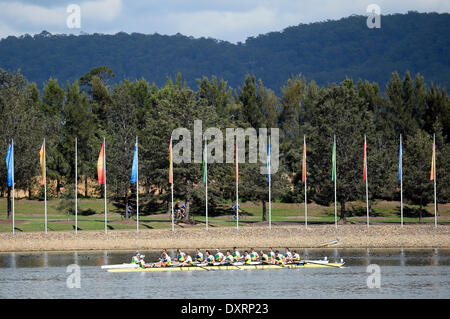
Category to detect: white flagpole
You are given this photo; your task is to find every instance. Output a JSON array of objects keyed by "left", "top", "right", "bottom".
[
  {"left": 171, "top": 137, "right": 174, "bottom": 232},
  {"left": 75, "top": 137, "right": 78, "bottom": 234},
  {"left": 268, "top": 143, "right": 271, "bottom": 230},
  {"left": 44, "top": 138, "right": 47, "bottom": 234},
  {"left": 136, "top": 136, "right": 139, "bottom": 233},
  {"left": 400, "top": 134, "right": 403, "bottom": 228},
  {"left": 12, "top": 139, "right": 15, "bottom": 234},
  {"left": 334, "top": 135, "right": 337, "bottom": 229},
  {"left": 205, "top": 137, "right": 208, "bottom": 231},
  {"left": 236, "top": 143, "right": 239, "bottom": 232},
  {"left": 104, "top": 137, "right": 107, "bottom": 234},
  {"left": 304, "top": 135, "right": 307, "bottom": 229},
  {"left": 433, "top": 133, "right": 437, "bottom": 228},
  {"left": 365, "top": 135, "right": 369, "bottom": 228}
]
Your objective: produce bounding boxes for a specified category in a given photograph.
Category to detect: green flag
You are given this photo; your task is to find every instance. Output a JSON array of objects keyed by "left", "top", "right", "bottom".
[
  {"left": 202, "top": 139, "right": 207, "bottom": 184},
  {"left": 332, "top": 138, "right": 336, "bottom": 181}
]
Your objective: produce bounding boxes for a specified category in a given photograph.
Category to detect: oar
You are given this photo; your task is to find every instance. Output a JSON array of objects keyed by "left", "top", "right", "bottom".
[
  {"left": 304, "top": 260, "right": 343, "bottom": 268},
  {"left": 195, "top": 263, "right": 211, "bottom": 271}
]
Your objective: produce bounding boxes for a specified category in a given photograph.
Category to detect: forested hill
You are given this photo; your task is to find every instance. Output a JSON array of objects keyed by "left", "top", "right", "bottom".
[{"left": 0, "top": 11, "right": 449, "bottom": 92}]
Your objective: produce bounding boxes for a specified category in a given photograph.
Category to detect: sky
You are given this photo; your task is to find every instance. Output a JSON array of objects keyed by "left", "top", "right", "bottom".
[{"left": 0, "top": 0, "right": 449, "bottom": 43}]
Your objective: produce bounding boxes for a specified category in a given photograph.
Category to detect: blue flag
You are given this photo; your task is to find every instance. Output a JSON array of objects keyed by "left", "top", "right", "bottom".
[
  {"left": 267, "top": 142, "right": 271, "bottom": 183},
  {"left": 5, "top": 142, "right": 13, "bottom": 187},
  {"left": 130, "top": 142, "right": 138, "bottom": 183},
  {"left": 398, "top": 138, "right": 402, "bottom": 181}
]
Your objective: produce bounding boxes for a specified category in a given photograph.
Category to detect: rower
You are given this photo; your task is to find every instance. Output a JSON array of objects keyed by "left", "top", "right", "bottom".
[
  {"left": 232, "top": 247, "right": 241, "bottom": 261},
  {"left": 131, "top": 252, "right": 140, "bottom": 264},
  {"left": 284, "top": 248, "right": 292, "bottom": 263},
  {"left": 215, "top": 249, "right": 224, "bottom": 262},
  {"left": 154, "top": 252, "right": 172, "bottom": 268},
  {"left": 292, "top": 250, "right": 301, "bottom": 264},
  {"left": 138, "top": 255, "right": 150, "bottom": 268},
  {"left": 157, "top": 249, "right": 167, "bottom": 262},
  {"left": 260, "top": 250, "right": 269, "bottom": 264},
  {"left": 203, "top": 250, "right": 215, "bottom": 265},
  {"left": 274, "top": 250, "right": 284, "bottom": 264},
  {"left": 250, "top": 248, "right": 259, "bottom": 261},
  {"left": 180, "top": 254, "right": 193, "bottom": 267},
  {"left": 267, "top": 248, "right": 275, "bottom": 263},
  {"left": 222, "top": 250, "right": 234, "bottom": 264},
  {"left": 242, "top": 251, "right": 252, "bottom": 265},
  {"left": 176, "top": 248, "right": 186, "bottom": 262},
  {"left": 195, "top": 248, "right": 204, "bottom": 262}
]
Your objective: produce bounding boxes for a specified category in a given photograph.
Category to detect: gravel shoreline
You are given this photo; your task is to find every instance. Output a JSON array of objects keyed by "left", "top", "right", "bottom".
[{"left": 0, "top": 224, "right": 449, "bottom": 252}]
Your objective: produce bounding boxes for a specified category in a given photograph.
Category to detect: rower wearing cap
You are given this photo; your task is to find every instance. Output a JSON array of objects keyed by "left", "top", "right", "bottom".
[
  {"left": 284, "top": 248, "right": 292, "bottom": 263},
  {"left": 260, "top": 250, "right": 269, "bottom": 264},
  {"left": 249, "top": 248, "right": 259, "bottom": 261},
  {"left": 131, "top": 252, "right": 140, "bottom": 264},
  {"left": 243, "top": 251, "right": 252, "bottom": 265},
  {"left": 203, "top": 250, "right": 215, "bottom": 265},
  {"left": 138, "top": 255, "right": 150, "bottom": 268},
  {"left": 221, "top": 251, "right": 234, "bottom": 264},
  {"left": 176, "top": 249, "right": 186, "bottom": 262},
  {"left": 215, "top": 249, "right": 224, "bottom": 262},
  {"left": 274, "top": 250, "right": 284, "bottom": 264},
  {"left": 232, "top": 247, "right": 241, "bottom": 261},
  {"left": 292, "top": 250, "right": 301, "bottom": 264},
  {"left": 195, "top": 248, "right": 204, "bottom": 262},
  {"left": 267, "top": 248, "right": 275, "bottom": 263},
  {"left": 180, "top": 254, "right": 193, "bottom": 267}
]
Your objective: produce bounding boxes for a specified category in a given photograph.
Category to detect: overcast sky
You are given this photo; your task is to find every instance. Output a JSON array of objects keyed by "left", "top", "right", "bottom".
[{"left": 0, "top": 0, "right": 449, "bottom": 42}]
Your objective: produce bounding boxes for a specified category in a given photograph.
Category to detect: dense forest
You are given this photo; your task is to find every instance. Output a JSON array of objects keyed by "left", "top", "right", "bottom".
[
  {"left": 0, "top": 65, "right": 449, "bottom": 222},
  {"left": 0, "top": 12, "right": 449, "bottom": 93}
]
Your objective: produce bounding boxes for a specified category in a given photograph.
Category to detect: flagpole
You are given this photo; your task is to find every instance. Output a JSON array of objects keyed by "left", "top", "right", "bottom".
[
  {"left": 365, "top": 135, "right": 369, "bottom": 228},
  {"left": 268, "top": 142, "right": 271, "bottom": 230},
  {"left": 136, "top": 136, "right": 139, "bottom": 233},
  {"left": 205, "top": 137, "right": 208, "bottom": 231},
  {"left": 44, "top": 138, "right": 47, "bottom": 234},
  {"left": 170, "top": 137, "right": 174, "bottom": 232},
  {"left": 236, "top": 143, "right": 239, "bottom": 232},
  {"left": 400, "top": 134, "right": 403, "bottom": 228},
  {"left": 334, "top": 135, "right": 337, "bottom": 229},
  {"left": 304, "top": 135, "right": 307, "bottom": 229},
  {"left": 12, "top": 139, "right": 15, "bottom": 235},
  {"left": 75, "top": 137, "right": 78, "bottom": 234},
  {"left": 433, "top": 133, "right": 437, "bottom": 228},
  {"left": 104, "top": 137, "right": 107, "bottom": 234}
]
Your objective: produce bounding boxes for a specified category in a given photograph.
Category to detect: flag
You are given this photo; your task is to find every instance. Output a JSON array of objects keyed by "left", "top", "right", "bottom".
[
  {"left": 169, "top": 137, "right": 173, "bottom": 184},
  {"left": 302, "top": 138, "right": 306, "bottom": 183},
  {"left": 97, "top": 141, "right": 105, "bottom": 185},
  {"left": 363, "top": 137, "right": 367, "bottom": 181},
  {"left": 130, "top": 141, "right": 138, "bottom": 183},
  {"left": 267, "top": 142, "right": 271, "bottom": 183},
  {"left": 332, "top": 138, "right": 336, "bottom": 182},
  {"left": 235, "top": 142, "right": 238, "bottom": 182},
  {"left": 40, "top": 141, "right": 45, "bottom": 185},
  {"left": 398, "top": 137, "right": 402, "bottom": 182},
  {"left": 430, "top": 137, "right": 435, "bottom": 181},
  {"left": 5, "top": 142, "right": 13, "bottom": 187},
  {"left": 202, "top": 139, "right": 207, "bottom": 184}
]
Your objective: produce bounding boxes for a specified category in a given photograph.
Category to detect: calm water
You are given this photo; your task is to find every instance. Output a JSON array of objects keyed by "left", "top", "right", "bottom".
[{"left": 0, "top": 248, "right": 449, "bottom": 299}]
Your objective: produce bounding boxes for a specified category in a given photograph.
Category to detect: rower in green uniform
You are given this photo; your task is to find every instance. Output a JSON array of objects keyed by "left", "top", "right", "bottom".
[
  {"left": 274, "top": 250, "right": 284, "bottom": 264},
  {"left": 203, "top": 250, "right": 215, "bottom": 265},
  {"left": 260, "top": 250, "right": 269, "bottom": 264},
  {"left": 292, "top": 250, "right": 301, "bottom": 263},
  {"left": 243, "top": 251, "right": 252, "bottom": 265},
  {"left": 131, "top": 252, "right": 140, "bottom": 264},
  {"left": 267, "top": 248, "right": 275, "bottom": 263},
  {"left": 284, "top": 248, "right": 292, "bottom": 263},
  {"left": 232, "top": 247, "right": 241, "bottom": 261},
  {"left": 180, "top": 254, "right": 193, "bottom": 267},
  {"left": 249, "top": 248, "right": 259, "bottom": 261},
  {"left": 176, "top": 249, "right": 186, "bottom": 262},
  {"left": 195, "top": 248, "right": 204, "bottom": 262},
  {"left": 221, "top": 251, "right": 234, "bottom": 264},
  {"left": 153, "top": 252, "right": 172, "bottom": 268},
  {"left": 138, "top": 255, "right": 151, "bottom": 268},
  {"left": 215, "top": 249, "right": 224, "bottom": 262}
]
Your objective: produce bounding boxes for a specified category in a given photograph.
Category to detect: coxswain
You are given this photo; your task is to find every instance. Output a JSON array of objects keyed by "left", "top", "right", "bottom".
[
  {"left": 232, "top": 247, "right": 241, "bottom": 261},
  {"left": 195, "top": 248, "right": 204, "bottom": 262},
  {"left": 215, "top": 249, "right": 224, "bottom": 262},
  {"left": 131, "top": 252, "right": 140, "bottom": 264}
]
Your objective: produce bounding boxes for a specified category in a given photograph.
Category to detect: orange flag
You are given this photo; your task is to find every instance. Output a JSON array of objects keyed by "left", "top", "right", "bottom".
[
  {"left": 97, "top": 141, "right": 105, "bottom": 185},
  {"left": 430, "top": 138, "right": 435, "bottom": 181},
  {"left": 169, "top": 137, "right": 173, "bottom": 184},
  {"left": 39, "top": 141, "right": 45, "bottom": 185}
]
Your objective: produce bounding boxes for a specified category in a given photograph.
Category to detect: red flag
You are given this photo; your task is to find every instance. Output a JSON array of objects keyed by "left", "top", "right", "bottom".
[
  {"left": 97, "top": 141, "right": 105, "bottom": 185},
  {"left": 363, "top": 137, "right": 367, "bottom": 182},
  {"left": 430, "top": 138, "right": 435, "bottom": 181}
]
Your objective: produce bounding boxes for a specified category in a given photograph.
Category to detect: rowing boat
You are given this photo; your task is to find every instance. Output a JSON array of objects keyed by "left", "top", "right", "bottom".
[
  {"left": 105, "top": 260, "right": 345, "bottom": 272},
  {"left": 101, "top": 263, "right": 139, "bottom": 270}
]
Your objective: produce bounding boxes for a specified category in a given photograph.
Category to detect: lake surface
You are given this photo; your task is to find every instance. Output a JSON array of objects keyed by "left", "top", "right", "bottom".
[{"left": 0, "top": 248, "right": 449, "bottom": 299}]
